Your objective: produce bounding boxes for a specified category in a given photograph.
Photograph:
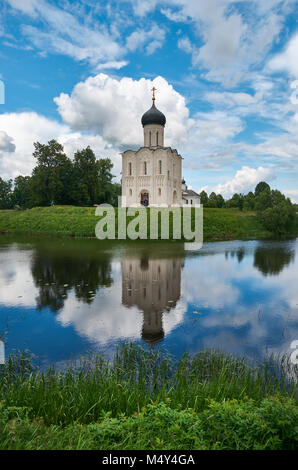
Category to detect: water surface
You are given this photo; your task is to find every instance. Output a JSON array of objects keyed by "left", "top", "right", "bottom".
[{"left": 0, "top": 236, "right": 297, "bottom": 366}]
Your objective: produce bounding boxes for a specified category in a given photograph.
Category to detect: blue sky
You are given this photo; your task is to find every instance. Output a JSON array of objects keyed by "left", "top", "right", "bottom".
[{"left": 0, "top": 0, "right": 298, "bottom": 200}]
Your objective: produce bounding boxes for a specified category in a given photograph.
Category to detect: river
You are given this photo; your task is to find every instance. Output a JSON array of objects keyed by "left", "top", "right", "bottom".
[{"left": 0, "top": 236, "right": 297, "bottom": 366}]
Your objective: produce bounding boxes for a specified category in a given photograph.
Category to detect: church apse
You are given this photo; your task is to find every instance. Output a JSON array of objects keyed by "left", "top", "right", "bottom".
[{"left": 122, "top": 255, "right": 184, "bottom": 345}]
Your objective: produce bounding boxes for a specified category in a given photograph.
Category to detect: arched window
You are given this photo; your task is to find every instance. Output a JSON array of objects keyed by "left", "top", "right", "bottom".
[
  {"left": 158, "top": 188, "right": 161, "bottom": 196},
  {"left": 159, "top": 160, "right": 162, "bottom": 174},
  {"left": 149, "top": 131, "right": 152, "bottom": 146},
  {"left": 129, "top": 188, "right": 132, "bottom": 196},
  {"left": 144, "top": 162, "right": 147, "bottom": 175},
  {"left": 191, "top": 199, "right": 193, "bottom": 205},
  {"left": 128, "top": 162, "right": 132, "bottom": 175},
  {"left": 168, "top": 170, "right": 170, "bottom": 180},
  {"left": 156, "top": 131, "right": 159, "bottom": 146}
]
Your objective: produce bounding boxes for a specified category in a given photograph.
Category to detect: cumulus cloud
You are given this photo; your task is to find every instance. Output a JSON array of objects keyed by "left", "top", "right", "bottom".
[
  {"left": 54, "top": 74, "right": 190, "bottom": 149},
  {"left": 0, "top": 112, "right": 121, "bottom": 180},
  {"left": 214, "top": 166, "right": 276, "bottom": 197},
  {"left": 0, "top": 73, "right": 247, "bottom": 180},
  {"left": 54, "top": 73, "right": 244, "bottom": 161}
]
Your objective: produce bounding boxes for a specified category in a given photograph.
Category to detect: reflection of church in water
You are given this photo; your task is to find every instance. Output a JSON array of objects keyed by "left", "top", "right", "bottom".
[{"left": 122, "top": 256, "right": 184, "bottom": 345}]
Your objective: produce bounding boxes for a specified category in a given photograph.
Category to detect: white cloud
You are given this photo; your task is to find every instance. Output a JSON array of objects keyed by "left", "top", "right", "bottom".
[
  {"left": 6, "top": 0, "right": 167, "bottom": 68},
  {"left": 54, "top": 73, "right": 244, "bottom": 161},
  {"left": 95, "top": 61, "right": 128, "bottom": 71},
  {"left": 126, "top": 25, "right": 166, "bottom": 55},
  {"left": 268, "top": 32, "right": 298, "bottom": 78},
  {"left": 131, "top": 0, "right": 159, "bottom": 17},
  {"left": 177, "top": 36, "right": 193, "bottom": 55},
  {"left": 158, "top": 0, "right": 291, "bottom": 85},
  {"left": 6, "top": 0, "right": 39, "bottom": 16},
  {"left": 283, "top": 189, "right": 298, "bottom": 203},
  {"left": 7, "top": 0, "right": 123, "bottom": 67},
  {"left": 205, "top": 91, "right": 256, "bottom": 107},
  {"left": 0, "top": 112, "right": 121, "bottom": 180},
  {"left": 214, "top": 166, "right": 276, "bottom": 197},
  {"left": 0, "top": 130, "right": 15, "bottom": 153},
  {"left": 54, "top": 74, "right": 190, "bottom": 149}
]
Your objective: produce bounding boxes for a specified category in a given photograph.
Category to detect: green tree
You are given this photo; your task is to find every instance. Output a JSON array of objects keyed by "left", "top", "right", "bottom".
[
  {"left": 97, "top": 158, "right": 115, "bottom": 204},
  {"left": 254, "top": 187, "right": 273, "bottom": 211},
  {"left": 243, "top": 191, "right": 255, "bottom": 211},
  {"left": 13, "top": 176, "right": 34, "bottom": 208},
  {"left": 0, "top": 177, "right": 13, "bottom": 209},
  {"left": 258, "top": 201, "right": 296, "bottom": 237},
  {"left": 72, "top": 147, "right": 99, "bottom": 206},
  {"left": 31, "top": 140, "right": 73, "bottom": 206},
  {"left": 109, "top": 182, "right": 122, "bottom": 206},
  {"left": 227, "top": 193, "right": 244, "bottom": 210},
  {"left": 207, "top": 192, "right": 218, "bottom": 208},
  {"left": 199, "top": 190, "right": 208, "bottom": 205},
  {"left": 255, "top": 181, "right": 270, "bottom": 197},
  {"left": 216, "top": 194, "right": 225, "bottom": 208}
]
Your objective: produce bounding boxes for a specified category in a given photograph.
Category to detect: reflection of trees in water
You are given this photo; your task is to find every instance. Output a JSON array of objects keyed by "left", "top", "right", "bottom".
[
  {"left": 225, "top": 248, "right": 245, "bottom": 263},
  {"left": 31, "top": 251, "right": 113, "bottom": 312},
  {"left": 254, "top": 246, "right": 295, "bottom": 276}
]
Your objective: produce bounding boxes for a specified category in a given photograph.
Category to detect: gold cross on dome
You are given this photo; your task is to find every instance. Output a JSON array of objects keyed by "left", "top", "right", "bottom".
[{"left": 152, "top": 87, "right": 157, "bottom": 101}]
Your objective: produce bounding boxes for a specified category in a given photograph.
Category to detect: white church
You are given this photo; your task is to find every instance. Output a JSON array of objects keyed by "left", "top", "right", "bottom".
[{"left": 121, "top": 88, "right": 200, "bottom": 207}]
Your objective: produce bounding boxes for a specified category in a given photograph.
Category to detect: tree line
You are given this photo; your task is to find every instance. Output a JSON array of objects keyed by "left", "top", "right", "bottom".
[
  {"left": 200, "top": 181, "right": 297, "bottom": 237},
  {"left": 0, "top": 139, "right": 121, "bottom": 209},
  {"left": 200, "top": 182, "right": 292, "bottom": 211}
]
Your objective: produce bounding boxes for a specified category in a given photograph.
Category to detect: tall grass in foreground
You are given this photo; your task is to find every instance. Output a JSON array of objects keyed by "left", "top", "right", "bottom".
[{"left": 0, "top": 344, "right": 297, "bottom": 426}]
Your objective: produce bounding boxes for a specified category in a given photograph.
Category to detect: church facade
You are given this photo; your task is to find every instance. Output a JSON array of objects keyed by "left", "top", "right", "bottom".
[{"left": 121, "top": 89, "right": 199, "bottom": 207}]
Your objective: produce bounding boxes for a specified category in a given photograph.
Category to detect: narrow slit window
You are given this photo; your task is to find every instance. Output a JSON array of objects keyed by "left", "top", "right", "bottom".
[
  {"left": 128, "top": 162, "right": 132, "bottom": 175},
  {"left": 159, "top": 160, "right": 162, "bottom": 174},
  {"left": 144, "top": 162, "right": 147, "bottom": 175}
]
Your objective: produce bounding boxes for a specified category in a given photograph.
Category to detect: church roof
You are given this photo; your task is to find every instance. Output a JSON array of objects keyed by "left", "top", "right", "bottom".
[
  {"left": 141, "top": 102, "right": 166, "bottom": 127},
  {"left": 183, "top": 189, "right": 200, "bottom": 197}
]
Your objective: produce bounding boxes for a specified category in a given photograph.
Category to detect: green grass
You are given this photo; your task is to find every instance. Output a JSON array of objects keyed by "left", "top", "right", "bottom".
[
  {"left": 0, "top": 344, "right": 297, "bottom": 449},
  {"left": 0, "top": 206, "right": 277, "bottom": 241}
]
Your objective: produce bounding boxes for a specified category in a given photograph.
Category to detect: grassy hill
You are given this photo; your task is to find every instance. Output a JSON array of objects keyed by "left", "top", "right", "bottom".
[{"left": 0, "top": 205, "right": 295, "bottom": 241}]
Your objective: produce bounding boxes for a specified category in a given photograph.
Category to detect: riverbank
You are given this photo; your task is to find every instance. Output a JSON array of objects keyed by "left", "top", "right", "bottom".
[
  {"left": 0, "top": 344, "right": 297, "bottom": 450},
  {"left": 0, "top": 205, "right": 285, "bottom": 241}
]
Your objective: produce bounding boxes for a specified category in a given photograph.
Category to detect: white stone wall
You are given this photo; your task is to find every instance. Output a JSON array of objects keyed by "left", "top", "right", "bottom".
[
  {"left": 121, "top": 147, "right": 182, "bottom": 207},
  {"left": 182, "top": 195, "right": 201, "bottom": 206},
  {"left": 143, "top": 124, "right": 164, "bottom": 147}
]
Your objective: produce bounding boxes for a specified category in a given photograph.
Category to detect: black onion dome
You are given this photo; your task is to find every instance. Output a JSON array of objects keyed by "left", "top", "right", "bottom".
[{"left": 141, "top": 102, "right": 166, "bottom": 127}]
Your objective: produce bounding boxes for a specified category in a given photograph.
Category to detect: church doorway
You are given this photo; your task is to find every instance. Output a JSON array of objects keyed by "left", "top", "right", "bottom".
[{"left": 140, "top": 191, "right": 149, "bottom": 207}]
